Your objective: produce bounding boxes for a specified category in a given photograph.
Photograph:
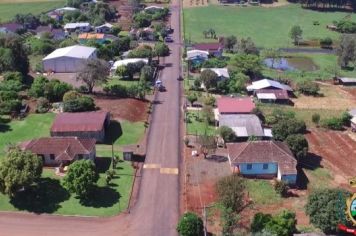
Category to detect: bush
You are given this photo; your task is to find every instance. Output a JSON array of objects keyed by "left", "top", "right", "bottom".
[
  {"left": 297, "top": 81, "right": 320, "bottom": 96},
  {"left": 63, "top": 96, "right": 95, "bottom": 112},
  {"left": 272, "top": 118, "right": 306, "bottom": 141},
  {"left": 3, "top": 71, "right": 25, "bottom": 84},
  {"left": 311, "top": 113, "right": 320, "bottom": 126},
  {"left": 320, "top": 37, "right": 333, "bottom": 48},
  {"left": 251, "top": 213, "right": 273, "bottom": 233},
  {"left": 63, "top": 90, "right": 82, "bottom": 102},
  {"left": 201, "top": 58, "right": 228, "bottom": 68},
  {"left": 285, "top": 134, "right": 308, "bottom": 159},
  {"left": 274, "top": 180, "right": 289, "bottom": 197},
  {"left": 36, "top": 97, "right": 50, "bottom": 113},
  {"left": 176, "top": 212, "right": 204, "bottom": 236},
  {"left": 336, "top": 20, "right": 356, "bottom": 33},
  {"left": 216, "top": 174, "right": 245, "bottom": 212},
  {"left": 203, "top": 96, "right": 216, "bottom": 106},
  {"left": 321, "top": 117, "right": 344, "bottom": 130},
  {"left": 217, "top": 126, "right": 236, "bottom": 143}
]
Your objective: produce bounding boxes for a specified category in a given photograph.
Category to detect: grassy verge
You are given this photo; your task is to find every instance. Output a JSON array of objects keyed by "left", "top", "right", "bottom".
[
  {"left": 0, "top": 113, "right": 55, "bottom": 156},
  {"left": 186, "top": 110, "right": 216, "bottom": 135},
  {"left": 183, "top": 4, "right": 355, "bottom": 47},
  {"left": 0, "top": 1, "right": 65, "bottom": 22},
  {"left": 245, "top": 179, "right": 282, "bottom": 205}
]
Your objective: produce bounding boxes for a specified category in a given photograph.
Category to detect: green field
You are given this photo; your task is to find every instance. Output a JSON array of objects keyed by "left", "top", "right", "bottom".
[
  {"left": 0, "top": 0, "right": 64, "bottom": 22},
  {"left": 183, "top": 4, "right": 356, "bottom": 47},
  {"left": 245, "top": 179, "right": 282, "bottom": 205},
  {"left": 186, "top": 110, "right": 216, "bottom": 135},
  {"left": 0, "top": 113, "right": 145, "bottom": 216}
]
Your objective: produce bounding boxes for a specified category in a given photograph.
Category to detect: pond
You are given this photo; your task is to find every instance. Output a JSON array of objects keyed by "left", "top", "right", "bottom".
[{"left": 264, "top": 57, "right": 319, "bottom": 71}]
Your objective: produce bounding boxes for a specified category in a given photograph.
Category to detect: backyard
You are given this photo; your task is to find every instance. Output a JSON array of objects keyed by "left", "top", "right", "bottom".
[
  {"left": 0, "top": 0, "right": 65, "bottom": 22},
  {"left": 0, "top": 112, "right": 146, "bottom": 216},
  {"left": 183, "top": 4, "right": 356, "bottom": 47}
]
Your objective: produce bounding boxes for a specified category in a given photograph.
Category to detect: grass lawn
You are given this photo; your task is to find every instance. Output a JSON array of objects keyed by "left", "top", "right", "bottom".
[
  {"left": 304, "top": 167, "right": 333, "bottom": 191},
  {"left": 0, "top": 113, "right": 55, "bottom": 156},
  {"left": 186, "top": 110, "right": 216, "bottom": 135},
  {"left": 257, "top": 103, "right": 336, "bottom": 128},
  {"left": 0, "top": 114, "right": 144, "bottom": 216},
  {"left": 245, "top": 179, "right": 282, "bottom": 205},
  {"left": 263, "top": 53, "right": 356, "bottom": 82},
  {"left": 0, "top": 0, "right": 65, "bottom": 22},
  {"left": 183, "top": 4, "right": 356, "bottom": 47}
]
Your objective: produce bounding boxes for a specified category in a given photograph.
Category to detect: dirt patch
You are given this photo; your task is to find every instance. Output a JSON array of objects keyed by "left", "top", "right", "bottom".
[
  {"left": 183, "top": 0, "right": 208, "bottom": 8},
  {"left": 292, "top": 83, "right": 356, "bottom": 110},
  {"left": 109, "top": 0, "right": 134, "bottom": 31},
  {"left": 94, "top": 96, "right": 149, "bottom": 122},
  {"left": 306, "top": 129, "right": 356, "bottom": 180}
]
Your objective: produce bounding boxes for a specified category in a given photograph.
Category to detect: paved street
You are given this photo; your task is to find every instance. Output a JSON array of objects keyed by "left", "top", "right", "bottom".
[{"left": 0, "top": 0, "right": 182, "bottom": 234}]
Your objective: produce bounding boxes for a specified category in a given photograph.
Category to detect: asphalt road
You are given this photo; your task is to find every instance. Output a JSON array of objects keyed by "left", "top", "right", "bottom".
[{"left": 0, "top": 0, "right": 182, "bottom": 234}]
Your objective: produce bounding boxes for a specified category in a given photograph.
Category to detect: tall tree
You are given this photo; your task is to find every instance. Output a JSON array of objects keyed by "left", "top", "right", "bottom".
[
  {"left": 337, "top": 34, "right": 356, "bottom": 68},
  {"left": 0, "top": 148, "right": 42, "bottom": 196},
  {"left": 200, "top": 69, "right": 218, "bottom": 91},
  {"left": 76, "top": 59, "right": 109, "bottom": 93},
  {"left": 223, "top": 35, "right": 237, "bottom": 52},
  {"left": 289, "top": 25, "right": 303, "bottom": 45},
  {"left": 216, "top": 174, "right": 245, "bottom": 212},
  {"left": 154, "top": 42, "right": 170, "bottom": 63}
]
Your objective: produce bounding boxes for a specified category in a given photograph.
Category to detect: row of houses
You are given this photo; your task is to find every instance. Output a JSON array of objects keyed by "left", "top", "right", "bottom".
[{"left": 20, "top": 111, "right": 110, "bottom": 166}]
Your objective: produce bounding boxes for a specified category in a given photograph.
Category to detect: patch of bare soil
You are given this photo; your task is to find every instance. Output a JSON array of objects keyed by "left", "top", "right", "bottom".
[
  {"left": 292, "top": 83, "right": 356, "bottom": 110},
  {"left": 94, "top": 95, "right": 149, "bottom": 122}
]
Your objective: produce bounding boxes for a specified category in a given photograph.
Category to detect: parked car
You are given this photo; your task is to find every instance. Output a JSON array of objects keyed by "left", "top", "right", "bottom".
[{"left": 164, "top": 36, "right": 173, "bottom": 43}]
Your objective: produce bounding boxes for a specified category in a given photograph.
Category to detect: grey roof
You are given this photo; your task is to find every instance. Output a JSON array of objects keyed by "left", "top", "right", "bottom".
[
  {"left": 43, "top": 45, "right": 96, "bottom": 60},
  {"left": 339, "top": 77, "right": 356, "bottom": 83},
  {"left": 247, "top": 79, "right": 293, "bottom": 92},
  {"left": 219, "top": 114, "right": 263, "bottom": 137}
]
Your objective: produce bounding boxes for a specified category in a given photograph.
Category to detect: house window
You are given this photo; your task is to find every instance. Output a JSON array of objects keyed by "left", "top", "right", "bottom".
[
  {"left": 247, "top": 164, "right": 252, "bottom": 170},
  {"left": 263, "top": 163, "right": 269, "bottom": 170},
  {"left": 50, "top": 154, "right": 55, "bottom": 160}
]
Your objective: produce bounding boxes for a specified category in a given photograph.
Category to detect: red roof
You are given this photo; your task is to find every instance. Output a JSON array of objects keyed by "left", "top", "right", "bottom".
[
  {"left": 20, "top": 137, "right": 96, "bottom": 161},
  {"left": 51, "top": 111, "right": 109, "bottom": 133},
  {"left": 193, "top": 42, "right": 222, "bottom": 51},
  {"left": 256, "top": 89, "right": 289, "bottom": 100},
  {"left": 217, "top": 97, "right": 255, "bottom": 114}
]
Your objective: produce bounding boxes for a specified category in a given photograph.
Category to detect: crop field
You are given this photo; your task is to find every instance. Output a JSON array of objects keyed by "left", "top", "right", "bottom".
[
  {"left": 183, "top": 4, "right": 356, "bottom": 47},
  {"left": 0, "top": 0, "right": 64, "bottom": 22}
]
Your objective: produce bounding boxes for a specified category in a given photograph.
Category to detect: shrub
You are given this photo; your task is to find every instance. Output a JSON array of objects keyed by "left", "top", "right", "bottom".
[
  {"left": 176, "top": 212, "right": 204, "bottom": 236},
  {"left": 285, "top": 134, "right": 308, "bottom": 159},
  {"left": 272, "top": 118, "right": 306, "bottom": 141},
  {"left": 63, "top": 90, "right": 82, "bottom": 102},
  {"left": 203, "top": 96, "right": 216, "bottom": 106},
  {"left": 63, "top": 96, "right": 95, "bottom": 112},
  {"left": 216, "top": 174, "right": 245, "bottom": 212},
  {"left": 311, "top": 113, "right": 320, "bottom": 126},
  {"left": 274, "top": 180, "right": 289, "bottom": 197},
  {"left": 217, "top": 126, "right": 236, "bottom": 142},
  {"left": 251, "top": 213, "right": 273, "bottom": 233},
  {"left": 321, "top": 117, "right": 343, "bottom": 130},
  {"left": 320, "top": 37, "right": 333, "bottom": 48},
  {"left": 297, "top": 81, "right": 320, "bottom": 96},
  {"left": 36, "top": 97, "right": 50, "bottom": 113}
]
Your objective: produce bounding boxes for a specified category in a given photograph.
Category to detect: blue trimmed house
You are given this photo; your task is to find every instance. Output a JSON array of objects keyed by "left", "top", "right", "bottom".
[{"left": 227, "top": 141, "right": 297, "bottom": 184}]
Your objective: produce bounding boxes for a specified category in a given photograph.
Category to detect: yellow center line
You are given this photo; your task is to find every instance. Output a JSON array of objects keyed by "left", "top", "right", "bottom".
[
  {"left": 143, "top": 163, "right": 161, "bottom": 169},
  {"left": 160, "top": 168, "right": 179, "bottom": 175}
]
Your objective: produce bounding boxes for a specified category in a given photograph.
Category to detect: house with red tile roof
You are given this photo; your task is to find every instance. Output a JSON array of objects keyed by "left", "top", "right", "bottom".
[
  {"left": 192, "top": 42, "right": 223, "bottom": 57},
  {"left": 217, "top": 97, "right": 255, "bottom": 115},
  {"left": 50, "top": 111, "right": 110, "bottom": 142},
  {"left": 20, "top": 137, "right": 96, "bottom": 166},
  {"left": 227, "top": 141, "right": 297, "bottom": 184},
  {"left": 255, "top": 89, "right": 290, "bottom": 103}
]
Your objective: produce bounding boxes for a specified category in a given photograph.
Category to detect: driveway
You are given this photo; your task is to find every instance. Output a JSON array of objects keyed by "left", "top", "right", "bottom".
[{"left": 0, "top": 0, "right": 182, "bottom": 234}]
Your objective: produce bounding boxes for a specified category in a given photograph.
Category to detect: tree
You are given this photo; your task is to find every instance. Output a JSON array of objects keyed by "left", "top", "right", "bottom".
[
  {"left": 297, "top": 81, "right": 320, "bottom": 96},
  {"left": 285, "top": 134, "right": 308, "bottom": 159},
  {"left": 223, "top": 35, "right": 237, "bottom": 52},
  {"left": 262, "top": 48, "right": 282, "bottom": 69},
  {"left": 44, "top": 79, "right": 73, "bottom": 102},
  {"left": 312, "top": 113, "right": 320, "bottom": 126},
  {"left": 228, "top": 54, "right": 262, "bottom": 78},
  {"left": 29, "top": 76, "right": 48, "bottom": 98},
  {"left": 140, "top": 65, "right": 154, "bottom": 82},
  {"left": 217, "top": 126, "right": 236, "bottom": 143},
  {"left": 306, "top": 188, "right": 350, "bottom": 234},
  {"left": 201, "top": 105, "right": 214, "bottom": 124},
  {"left": 176, "top": 212, "right": 204, "bottom": 236},
  {"left": 187, "top": 93, "right": 198, "bottom": 106},
  {"left": 63, "top": 160, "right": 98, "bottom": 199},
  {"left": 0, "top": 148, "right": 42, "bottom": 196},
  {"left": 274, "top": 180, "right": 289, "bottom": 197},
  {"left": 289, "top": 25, "right": 303, "bottom": 45},
  {"left": 200, "top": 69, "right": 218, "bottom": 91},
  {"left": 154, "top": 42, "right": 170, "bottom": 63},
  {"left": 216, "top": 174, "right": 245, "bottom": 212},
  {"left": 251, "top": 213, "right": 273, "bottom": 233},
  {"left": 272, "top": 118, "right": 306, "bottom": 141},
  {"left": 236, "top": 37, "right": 259, "bottom": 55},
  {"left": 116, "top": 65, "right": 129, "bottom": 78},
  {"left": 265, "top": 210, "right": 297, "bottom": 236},
  {"left": 320, "top": 37, "right": 333, "bottom": 48},
  {"left": 337, "top": 34, "right": 356, "bottom": 68},
  {"left": 36, "top": 97, "right": 50, "bottom": 113},
  {"left": 63, "top": 96, "right": 96, "bottom": 112},
  {"left": 77, "top": 59, "right": 109, "bottom": 93}
]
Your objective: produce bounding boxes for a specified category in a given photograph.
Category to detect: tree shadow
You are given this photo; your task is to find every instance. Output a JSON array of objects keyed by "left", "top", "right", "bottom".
[
  {"left": 104, "top": 120, "right": 122, "bottom": 145},
  {"left": 296, "top": 167, "right": 309, "bottom": 190},
  {"left": 95, "top": 157, "right": 112, "bottom": 173},
  {"left": 79, "top": 186, "right": 120, "bottom": 208},
  {"left": 10, "top": 178, "right": 69, "bottom": 214},
  {"left": 298, "top": 152, "right": 322, "bottom": 170},
  {"left": 0, "top": 123, "right": 11, "bottom": 133}
]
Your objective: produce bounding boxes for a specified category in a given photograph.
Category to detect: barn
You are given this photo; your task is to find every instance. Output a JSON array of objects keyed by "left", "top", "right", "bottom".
[
  {"left": 50, "top": 111, "right": 110, "bottom": 142},
  {"left": 42, "top": 45, "right": 97, "bottom": 73}
]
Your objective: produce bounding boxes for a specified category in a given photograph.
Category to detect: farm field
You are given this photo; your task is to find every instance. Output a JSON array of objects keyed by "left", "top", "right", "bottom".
[
  {"left": 0, "top": 0, "right": 65, "bottom": 22},
  {"left": 183, "top": 4, "right": 356, "bottom": 47}
]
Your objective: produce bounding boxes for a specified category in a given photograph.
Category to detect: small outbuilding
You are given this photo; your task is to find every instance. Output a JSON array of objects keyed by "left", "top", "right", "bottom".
[
  {"left": 247, "top": 79, "right": 292, "bottom": 92},
  {"left": 110, "top": 58, "right": 148, "bottom": 73},
  {"left": 192, "top": 42, "right": 223, "bottom": 57},
  {"left": 201, "top": 68, "right": 230, "bottom": 80},
  {"left": 50, "top": 111, "right": 110, "bottom": 142},
  {"left": 64, "top": 22, "right": 91, "bottom": 32},
  {"left": 95, "top": 23, "right": 113, "bottom": 34},
  {"left": 255, "top": 89, "right": 289, "bottom": 103},
  {"left": 42, "top": 45, "right": 97, "bottom": 73},
  {"left": 338, "top": 77, "right": 356, "bottom": 86}
]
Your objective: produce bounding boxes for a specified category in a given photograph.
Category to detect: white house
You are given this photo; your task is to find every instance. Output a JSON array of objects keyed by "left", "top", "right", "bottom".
[
  {"left": 110, "top": 58, "right": 148, "bottom": 73},
  {"left": 64, "top": 22, "right": 91, "bottom": 32},
  {"left": 201, "top": 68, "right": 230, "bottom": 80},
  {"left": 246, "top": 79, "right": 292, "bottom": 92},
  {"left": 95, "top": 23, "right": 114, "bottom": 34},
  {"left": 42, "top": 45, "right": 97, "bottom": 73},
  {"left": 55, "top": 7, "right": 78, "bottom": 14}
]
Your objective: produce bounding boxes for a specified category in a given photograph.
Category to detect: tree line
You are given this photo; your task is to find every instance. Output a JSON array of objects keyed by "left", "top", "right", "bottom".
[{"left": 299, "top": 0, "right": 356, "bottom": 11}]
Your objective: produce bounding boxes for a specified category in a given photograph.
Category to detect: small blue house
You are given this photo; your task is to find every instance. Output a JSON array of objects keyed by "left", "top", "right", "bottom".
[{"left": 227, "top": 141, "right": 297, "bottom": 184}]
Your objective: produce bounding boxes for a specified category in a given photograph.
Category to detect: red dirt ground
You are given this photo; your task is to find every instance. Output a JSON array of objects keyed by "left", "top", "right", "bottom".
[{"left": 94, "top": 96, "right": 149, "bottom": 122}]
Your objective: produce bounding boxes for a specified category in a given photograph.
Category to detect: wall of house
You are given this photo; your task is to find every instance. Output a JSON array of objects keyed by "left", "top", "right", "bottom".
[
  {"left": 43, "top": 56, "right": 86, "bottom": 73},
  {"left": 238, "top": 162, "right": 278, "bottom": 175},
  {"left": 281, "top": 174, "right": 297, "bottom": 185},
  {"left": 51, "top": 130, "right": 105, "bottom": 142}
]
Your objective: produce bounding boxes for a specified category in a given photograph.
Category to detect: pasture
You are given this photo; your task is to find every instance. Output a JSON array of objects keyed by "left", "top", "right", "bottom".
[
  {"left": 183, "top": 4, "right": 356, "bottom": 47},
  {"left": 0, "top": 0, "right": 64, "bottom": 22}
]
